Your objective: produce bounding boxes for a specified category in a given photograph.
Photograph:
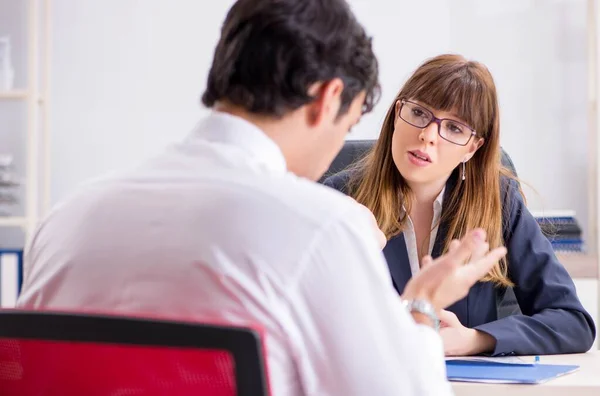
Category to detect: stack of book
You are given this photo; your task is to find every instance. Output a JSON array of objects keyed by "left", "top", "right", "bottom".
[
  {"left": 0, "top": 154, "right": 19, "bottom": 216},
  {"left": 532, "top": 210, "right": 584, "bottom": 254},
  {"left": 0, "top": 154, "right": 22, "bottom": 307}
]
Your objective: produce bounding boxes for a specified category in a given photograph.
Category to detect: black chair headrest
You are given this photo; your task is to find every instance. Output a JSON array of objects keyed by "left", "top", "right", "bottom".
[{"left": 318, "top": 139, "right": 517, "bottom": 183}]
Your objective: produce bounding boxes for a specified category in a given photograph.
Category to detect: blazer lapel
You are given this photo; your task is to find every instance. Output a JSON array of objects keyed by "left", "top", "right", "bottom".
[
  {"left": 433, "top": 169, "right": 469, "bottom": 325},
  {"left": 382, "top": 168, "right": 470, "bottom": 325},
  {"left": 383, "top": 233, "right": 412, "bottom": 295}
]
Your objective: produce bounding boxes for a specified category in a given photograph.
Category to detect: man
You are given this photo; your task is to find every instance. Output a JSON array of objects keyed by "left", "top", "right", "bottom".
[{"left": 18, "top": 0, "right": 506, "bottom": 394}]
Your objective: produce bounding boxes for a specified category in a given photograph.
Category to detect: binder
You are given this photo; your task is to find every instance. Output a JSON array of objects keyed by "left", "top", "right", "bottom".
[
  {"left": 532, "top": 210, "right": 585, "bottom": 253},
  {"left": 0, "top": 249, "right": 23, "bottom": 308},
  {"left": 446, "top": 359, "right": 579, "bottom": 384}
]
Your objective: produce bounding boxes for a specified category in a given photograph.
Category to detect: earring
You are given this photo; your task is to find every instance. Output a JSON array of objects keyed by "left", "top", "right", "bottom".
[{"left": 462, "top": 160, "right": 466, "bottom": 181}]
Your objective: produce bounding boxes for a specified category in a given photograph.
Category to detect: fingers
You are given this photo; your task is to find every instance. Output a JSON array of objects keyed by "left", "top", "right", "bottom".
[
  {"left": 461, "top": 246, "right": 508, "bottom": 285},
  {"left": 421, "top": 255, "right": 433, "bottom": 268},
  {"left": 438, "top": 309, "right": 460, "bottom": 327},
  {"left": 448, "top": 239, "right": 461, "bottom": 253},
  {"left": 471, "top": 240, "right": 490, "bottom": 263},
  {"left": 443, "top": 229, "right": 487, "bottom": 267}
]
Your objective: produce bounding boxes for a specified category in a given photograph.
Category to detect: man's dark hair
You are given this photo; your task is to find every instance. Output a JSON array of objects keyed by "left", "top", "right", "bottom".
[{"left": 201, "top": 0, "right": 380, "bottom": 118}]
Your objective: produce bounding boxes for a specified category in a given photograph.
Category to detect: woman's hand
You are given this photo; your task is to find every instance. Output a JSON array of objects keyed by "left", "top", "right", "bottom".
[
  {"left": 402, "top": 229, "right": 506, "bottom": 314},
  {"left": 439, "top": 309, "right": 496, "bottom": 356}
]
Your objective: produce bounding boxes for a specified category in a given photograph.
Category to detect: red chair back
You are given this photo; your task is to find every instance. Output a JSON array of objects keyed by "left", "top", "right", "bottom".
[{"left": 0, "top": 310, "right": 269, "bottom": 396}]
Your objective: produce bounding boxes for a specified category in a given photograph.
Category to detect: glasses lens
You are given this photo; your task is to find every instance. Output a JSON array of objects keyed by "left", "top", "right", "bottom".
[
  {"left": 400, "top": 102, "right": 431, "bottom": 128},
  {"left": 440, "top": 119, "right": 472, "bottom": 145}
]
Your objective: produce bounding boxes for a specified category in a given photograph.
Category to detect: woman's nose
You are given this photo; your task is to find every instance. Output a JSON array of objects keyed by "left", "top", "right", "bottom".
[{"left": 419, "top": 121, "right": 439, "bottom": 144}]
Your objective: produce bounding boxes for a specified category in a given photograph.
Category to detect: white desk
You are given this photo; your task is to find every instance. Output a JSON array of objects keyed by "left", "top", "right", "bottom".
[{"left": 452, "top": 352, "right": 600, "bottom": 396}]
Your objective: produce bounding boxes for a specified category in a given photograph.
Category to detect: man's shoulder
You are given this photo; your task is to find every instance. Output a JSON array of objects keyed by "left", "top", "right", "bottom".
[
  {"left": 40, "top": 162, "right": 366, "bottom": 252},
  {"left": 241, "top": 172, "right": 361, "bottom": 229}
]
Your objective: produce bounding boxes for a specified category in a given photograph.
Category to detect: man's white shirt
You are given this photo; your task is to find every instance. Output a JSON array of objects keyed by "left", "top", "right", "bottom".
[{"left": 17, "top": 111, "right": 452, "bottom": 396}]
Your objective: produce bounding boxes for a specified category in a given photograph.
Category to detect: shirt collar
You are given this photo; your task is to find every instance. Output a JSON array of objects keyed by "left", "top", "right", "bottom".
[
  {"left": 188, "top": 110, "right": 287, "bottom": 175},
  {"left": 434, "top": 186, "right": 445, "bottom": 213}
]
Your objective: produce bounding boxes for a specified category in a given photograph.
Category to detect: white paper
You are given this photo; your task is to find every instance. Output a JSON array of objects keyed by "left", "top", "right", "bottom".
[{"left": 446, "top": 356, "right": 534, "bottom": 366}]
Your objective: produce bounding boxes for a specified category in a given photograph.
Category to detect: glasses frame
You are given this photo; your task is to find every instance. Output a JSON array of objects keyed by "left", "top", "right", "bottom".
[{"left": 399, "top": 99, "right": 478, "bottom": 146}]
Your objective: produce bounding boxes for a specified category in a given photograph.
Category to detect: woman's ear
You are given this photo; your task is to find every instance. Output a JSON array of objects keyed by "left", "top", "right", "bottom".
[
  {"left": 395, "top": 99, "right": 402, "bottom": 118},
  {"left": 463, "top": 139, "right": 484, "bottom": 163},
  {"left": 475, "top": 137, "right": 485, "bottom": 151},
  {"left": 465, "top": 137, "right": 485, "bottom": 160}
]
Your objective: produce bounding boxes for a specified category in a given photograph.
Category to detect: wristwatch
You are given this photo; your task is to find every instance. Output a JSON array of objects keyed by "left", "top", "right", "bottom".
[{"left": 401, "top": 299, "right": 440, "bottom": 332}]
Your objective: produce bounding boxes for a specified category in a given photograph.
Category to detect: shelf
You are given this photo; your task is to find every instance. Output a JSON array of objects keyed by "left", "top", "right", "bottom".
[
  {"left": 0, "top": 217, "right": 28, "bottom": 228},
  {"left": 556, "top": 253, "right": 598, "bottom": 279},
  {"left": 0, "top": 90, "right": 29, "bottom": 100}
]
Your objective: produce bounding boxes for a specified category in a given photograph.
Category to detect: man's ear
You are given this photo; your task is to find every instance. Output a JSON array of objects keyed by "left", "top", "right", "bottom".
[{"left": 306, "top": 78, "right": 344, "bottom": 126}]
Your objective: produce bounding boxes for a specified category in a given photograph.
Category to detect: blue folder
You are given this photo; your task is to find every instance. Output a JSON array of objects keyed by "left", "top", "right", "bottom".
[{"left": 446, "top": 360, "right": 579, "bottom": 384}]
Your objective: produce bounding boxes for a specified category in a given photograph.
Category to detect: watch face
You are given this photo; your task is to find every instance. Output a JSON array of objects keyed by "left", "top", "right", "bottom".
[{"left": 405, "top": 299, "right": 440, "bottom": 331}]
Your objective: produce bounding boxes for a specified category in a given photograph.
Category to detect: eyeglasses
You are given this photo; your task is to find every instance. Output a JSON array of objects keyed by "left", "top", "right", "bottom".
[{"left": 398, "top": 100, "right": 477, "bottom": 146}]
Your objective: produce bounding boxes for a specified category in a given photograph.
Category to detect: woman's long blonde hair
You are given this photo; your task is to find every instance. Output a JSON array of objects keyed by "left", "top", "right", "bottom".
[{"left": 349, "top": 54, "right": 517, "bottom": 287}]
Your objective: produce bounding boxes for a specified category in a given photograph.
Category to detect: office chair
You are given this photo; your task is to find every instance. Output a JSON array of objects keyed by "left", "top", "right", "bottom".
[
  {"left": 319, "top": 139, "right": 518, "bottom": 183},
  {"left": 0, "top": 310, "right": 270, "bottom": 396}
]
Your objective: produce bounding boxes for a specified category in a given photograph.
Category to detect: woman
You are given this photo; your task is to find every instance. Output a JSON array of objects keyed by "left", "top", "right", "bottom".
[{"left": 324, "top": 54, "right": 595, "bottom": 356}]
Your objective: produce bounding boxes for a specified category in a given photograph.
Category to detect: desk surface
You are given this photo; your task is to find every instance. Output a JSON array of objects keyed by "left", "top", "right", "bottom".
[{"left": 452, "top": 351, "right": 600, "bottom": 396}]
